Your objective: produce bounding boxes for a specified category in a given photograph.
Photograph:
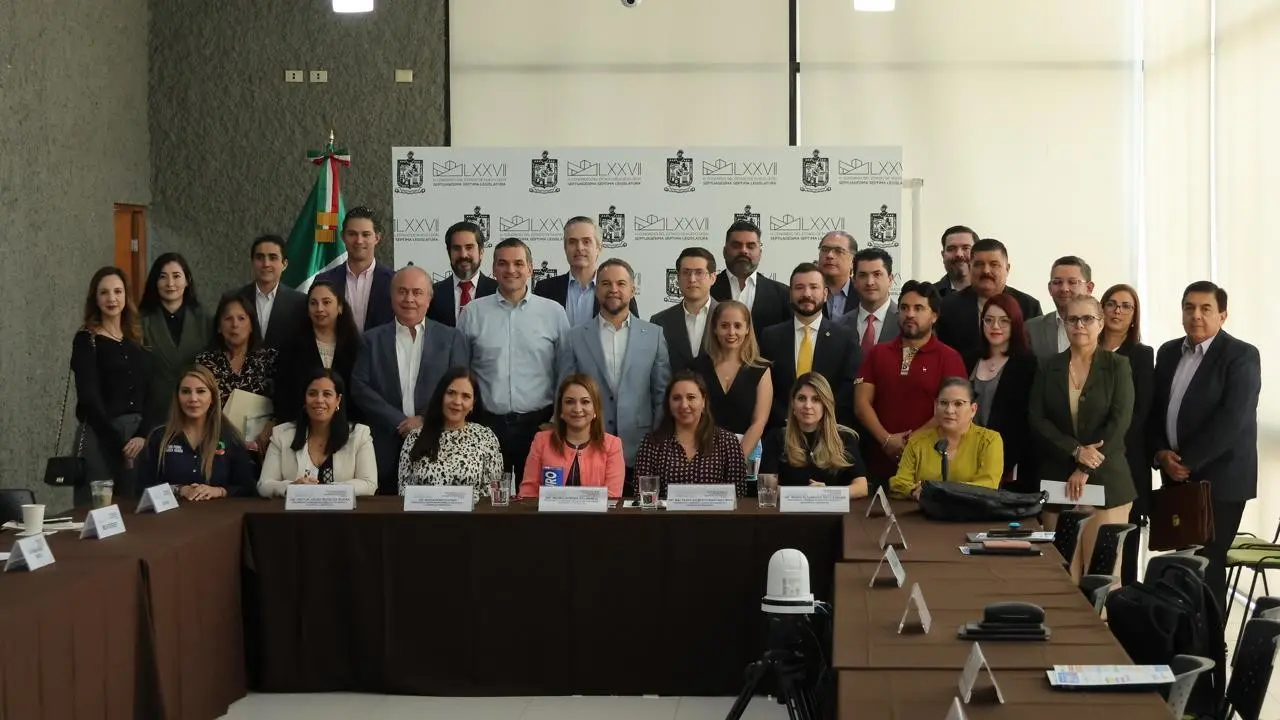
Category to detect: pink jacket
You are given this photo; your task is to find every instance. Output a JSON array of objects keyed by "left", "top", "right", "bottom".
[{"left": 519, "top": 430, "right": 626, "bottom": 498}]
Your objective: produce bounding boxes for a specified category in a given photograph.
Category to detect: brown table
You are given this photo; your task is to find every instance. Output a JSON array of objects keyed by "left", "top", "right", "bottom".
[
  {"left": 241, "top": 497, "right": 844, "bottom": 697},
  {"left": 838, "top": 670, "right": 1171, "bottom": 719},
  {"left": 844, "top": 507, "right": 1044, "bottom": 562}
]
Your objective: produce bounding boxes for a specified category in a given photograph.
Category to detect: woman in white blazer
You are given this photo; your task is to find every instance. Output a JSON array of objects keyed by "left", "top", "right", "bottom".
[{"left": 258, "top": 369, "right": 377, "bottom": 497}]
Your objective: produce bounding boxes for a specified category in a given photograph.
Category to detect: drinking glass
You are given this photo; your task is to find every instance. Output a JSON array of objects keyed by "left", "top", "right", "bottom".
[
  {"left": 90, "top": 480, "right": 115, "bottom": 509},
  {"left": 638, "top": 475, "right": 661, "bottom": 509},
  {"left": 757, "top": 474, "right": 779, "bottom": 509},
  {"left": 491, "top": 472, "right": 513, "bottom": 507}
]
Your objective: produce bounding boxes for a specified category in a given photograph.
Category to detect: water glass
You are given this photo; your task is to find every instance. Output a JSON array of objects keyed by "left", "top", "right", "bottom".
[
  {"left": 90, "top": 480, "right": 115, "bottom": 509},
  {"left": 757, "top": 474, "right": 779, "bottom": 509},
  {"left": 21, "top": 504, "right": 45, "bottom": 535},
  {"left": 491, "top": 472, "right": 513, "bottom": 507},
  {"left": 638, "top": 475, "right": 661, "bottom": 509}
]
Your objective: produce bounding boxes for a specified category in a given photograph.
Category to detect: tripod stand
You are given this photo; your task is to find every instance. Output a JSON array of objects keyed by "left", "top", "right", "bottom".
[{"left": 724, "top": 616, "right": 823, "bottom": 720}]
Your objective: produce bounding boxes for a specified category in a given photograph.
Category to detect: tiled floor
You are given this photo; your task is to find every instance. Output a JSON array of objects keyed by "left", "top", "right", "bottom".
[{"left": 219, "top": 694, "right": 789, "bottom": 720}]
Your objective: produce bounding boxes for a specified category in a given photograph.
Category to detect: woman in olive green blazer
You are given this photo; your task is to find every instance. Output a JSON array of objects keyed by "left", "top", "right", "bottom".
[
  {"left": 139, "top": 253, "right": 214, "bottom": 426},
  {"left": 1029, "top": 295, "right": 1135, "bottom": 581}
]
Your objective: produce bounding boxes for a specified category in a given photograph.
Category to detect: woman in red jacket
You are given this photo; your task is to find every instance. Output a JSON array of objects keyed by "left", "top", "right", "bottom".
[{"left": 520, "top": 374, "right": 625, "bottom": 498}]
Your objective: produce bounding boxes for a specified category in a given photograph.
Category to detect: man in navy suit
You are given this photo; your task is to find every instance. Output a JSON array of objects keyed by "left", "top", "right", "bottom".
[
  {"left": 426, "top": 220, "right": 498, "bottom": 327},
  {"left": 314, "top": 206, "right": 395, "bottom": 332},
  {"left": 1149, "top": 281, "right": 1262, "bottom": 612},
  {"left": 533, "top": 216, "right": 638, "bottom": 324}
]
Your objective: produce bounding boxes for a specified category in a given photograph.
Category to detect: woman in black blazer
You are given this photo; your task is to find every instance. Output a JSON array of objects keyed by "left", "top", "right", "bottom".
[
  {"left": 966, "top": 294, "right": 1039, "bottom": 492},
  {"left": 1029, "top": 295, "right": 1135, "bottom": 581},
  {"left": 1099, "top": 284, "right": 1154, "bottom": 586},
  {"left": 273, "top": 281, "right": 361, "bottom": 427}
]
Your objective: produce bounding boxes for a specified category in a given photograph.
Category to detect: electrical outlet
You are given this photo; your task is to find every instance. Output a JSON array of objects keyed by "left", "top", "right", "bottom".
[
  {"left": 285, "top": 70, "right": 304, "bottom": 83},
  {"left": 310, "top": 70, "right": 328, "bottom": 83}
]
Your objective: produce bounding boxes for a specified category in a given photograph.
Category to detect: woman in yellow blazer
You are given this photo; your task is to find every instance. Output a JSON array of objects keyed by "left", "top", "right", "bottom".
[{"left": 889, "top": 377, "right": 1004, "bottom": 500}]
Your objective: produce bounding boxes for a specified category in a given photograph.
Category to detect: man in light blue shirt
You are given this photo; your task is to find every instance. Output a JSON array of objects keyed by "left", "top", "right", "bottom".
[
  {"left": 459, "top": 237, "right": 571, "bottom": 479},
  {"left": 534, "top": 216, "right": 638, "bottom": 324}
]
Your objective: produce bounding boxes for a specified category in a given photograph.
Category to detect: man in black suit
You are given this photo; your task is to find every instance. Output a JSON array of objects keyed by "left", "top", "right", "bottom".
[
  {"left": 650, "top": 247, "right": 718, "bottom": 374},
  {"left": 935, "top": 237, "right": 1043, "bottom": 364},
  {"left": 533, "top": 216, "right": 637, "bottom": 324},
  {"left": 314, "top": 206, "right": 395, "bottom": 332},
  {"left": 757, "top": 262, "right": 862, "bottom": 429},
  {"left": 1149, "top": 281, "right": 1262, "bottom": 612},
  {"left": 818, "top": 230, "right": 858, "bottom": 318},
  {"left": 236, "top": 234, "right": 307, "bottom": 349},
  {"left": 710, "top": 220, "right": 790, "bottom": 334},
  {"left": 935, "top": 225, "right": 978, "bottom": 297},
  {"left": 425, "top": 220, "right": 497, "bottom": 327}
]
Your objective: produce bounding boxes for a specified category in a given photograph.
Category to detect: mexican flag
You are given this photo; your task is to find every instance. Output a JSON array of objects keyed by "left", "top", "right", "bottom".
[{"left": 282, "top": 136, "right": 351, "bottom": 290}]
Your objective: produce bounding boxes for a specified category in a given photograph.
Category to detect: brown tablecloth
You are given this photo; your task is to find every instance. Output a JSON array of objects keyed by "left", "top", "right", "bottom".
[
  {"left": 844, "top": 507, "right": 1046, "bottom": 562},
  {"left": 0, "top": 554, "right": 140, "bottom": 719},
  {"left": 838, "top": 670, "right": 1171, "bottom": 719},
  {"left": 242, "top": 497, "right": 843, "bottom": 696}
]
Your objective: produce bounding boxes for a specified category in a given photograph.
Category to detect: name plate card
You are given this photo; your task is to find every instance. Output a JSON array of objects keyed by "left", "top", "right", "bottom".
[
  {"left": 80, "top": 505, "right": 127, "bottom": 540},
  {"left": 285, "top": 484, "right": 356, "bottom": 511},
  {"left": 958, "top": 642, "right": 1005, "bottom": 704},
  {"left": 666, "top": 484, "right": 737, "bottom": 511},
  {"left": 945, "top": 697, "right": 969, "bottom": 720},
  {"left": 403, "top": 485, "right": 475, "bottom": 512},
  {"left": 136, "top": 483, "right": 180, "bottom": 514},
  {"left": 538, "top": 486, "right": 609, "bottom": 513},
  {"left": 898, "top": 582, "right": 933, "bottom": 634},
  {"left": 878, "top": 513, "right": 909, "bottom": 550},
  {"left": 780, "top": 486, "right": 850, "bottom": 513},
  {"left": 866, "top": 485, "right": 893, "bottom": 518},
  {"left": 4, "top": 534, "right": 55, "bottom": 572},
  {"left": 869, "top": 545, "right": 906, "bottom": 588}
]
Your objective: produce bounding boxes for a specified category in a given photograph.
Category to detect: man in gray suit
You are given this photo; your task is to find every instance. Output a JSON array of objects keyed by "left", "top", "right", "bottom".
[
  {"left": 1027, "top": 256, "right": 1094, "bottom": 359},
  {"left": 237, "top": 234, "right": 307, "bottom": 349},
  {"left": 351, "top": 266, "right": 470, "bottom": 494},
  {"left": 563, "top": 259, "right": 671, "bottom": 494},
  {"left": 835, "top": 247, "right": 900, "bottom": 355}
]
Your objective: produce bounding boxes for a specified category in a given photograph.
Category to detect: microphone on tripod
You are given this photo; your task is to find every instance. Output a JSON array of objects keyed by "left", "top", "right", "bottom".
[{"left": 934, "top": 438, "right": 949, "bottom": 483}]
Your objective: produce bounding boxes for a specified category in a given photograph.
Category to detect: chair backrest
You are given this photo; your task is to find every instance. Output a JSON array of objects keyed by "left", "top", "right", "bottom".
[
  {"left": 0, "top": 488, "right": 35, "bottom": 525},
  {"left": 1078, "top": 574, "right": 1114, "bottom": 614},
  {"left": 1053, "top": 510, "right": 1090, "bottom": 568},
  {"left": 1147, "top": 553, "right": 1210, "bottom": 582},
  {"left": 1251, "top": 596, "right": 1280, "bottom": 620},
  {"left": 1087, "top": 523, "right": 1138, "bottom": 576},
  {"left": 1166, "top": 654, "right": 1215, "bottom": 719},
  {"left": 1223, "top": 618, "right": 1280, "bottom": 720}
]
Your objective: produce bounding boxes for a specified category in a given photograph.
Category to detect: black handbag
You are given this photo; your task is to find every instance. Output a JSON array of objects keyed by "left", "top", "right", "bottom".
[
  {"left": 44, "top": 340, "right": 88, "bottom": 488},
  {"left": 918, "top": 481, "right": 1046, "bottom": 522}
]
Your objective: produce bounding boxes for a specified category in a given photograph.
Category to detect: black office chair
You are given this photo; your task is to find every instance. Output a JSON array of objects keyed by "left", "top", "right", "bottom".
[
  {"left": 0, "top": 488, "right": 35, "bottom": 525},
  {"left": 1078, "top": 574, "right": 1114, "bottom": 614},
  {"left": 1164, "top": 654, "right": 1216, "bottom": 720},
  {"left": 1145, "top": 553, "right": 1210, "bottom": 582},
  {"left": 1220, "top": 618, "right": 1280, "bottom": 720},
  {"left": 1053, "top": 509, "right": 1090, "bottom": 570},
  {"left": 1086, "top": 523, "right": 1137, "bottom": 577}
]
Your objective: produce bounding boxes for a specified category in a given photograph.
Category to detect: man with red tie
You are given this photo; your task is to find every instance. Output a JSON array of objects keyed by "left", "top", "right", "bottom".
[
  {"left": 426, "top": 221, "right": 498, "bottom": 327},
  {"left": 835, "top": 247, "right": 899, "bottom": 352}
]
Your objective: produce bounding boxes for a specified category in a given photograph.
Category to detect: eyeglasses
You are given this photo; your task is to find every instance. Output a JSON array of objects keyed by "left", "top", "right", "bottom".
[
  {"left": 1103, "top": 300, "right": 1135, "bottom": 313},
  {"left": 818, "top": 245, "right": 850, "bottom": 256},
  {"left": 1050, "top": 278, "right": 1087, "bottom": 288},
  {"left": 1065, "top": 315, "right": 1099, "bottom": 327},
  {"left": 678, "top": 269, "right": 709, "bottom": 280},
  {"left": 981, "top": 316, "right": 1011, "bottom": 328}
]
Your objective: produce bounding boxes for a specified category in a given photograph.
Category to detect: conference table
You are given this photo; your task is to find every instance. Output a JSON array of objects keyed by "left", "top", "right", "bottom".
[{"left": 0, "top": 494, "right": 1170, "bottom": 719}]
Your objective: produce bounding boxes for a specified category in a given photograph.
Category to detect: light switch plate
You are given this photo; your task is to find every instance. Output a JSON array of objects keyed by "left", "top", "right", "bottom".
[
  {"left": 309, "top": 70, "right": 328, "bottom": 83},
  {"left": 395, "top": 68, "right": 414, "bottom": 83}
]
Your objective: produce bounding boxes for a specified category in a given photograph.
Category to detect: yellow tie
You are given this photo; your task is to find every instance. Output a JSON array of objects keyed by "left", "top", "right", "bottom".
[{"left": 797, "top": 325, "right": 814, "bottom": 377}]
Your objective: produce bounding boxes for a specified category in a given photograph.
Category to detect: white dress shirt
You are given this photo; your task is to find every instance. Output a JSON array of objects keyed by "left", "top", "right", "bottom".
[
  {"left": 728, "top": 272, "right": 759, "bottom": 311},
  {"left": 1166, "top": 334, "right": 1216, "bottom": 450},
  {"left": 453, "top": 274, "right": 481, "bottom": 320},
  {"left": 598, "top": 314, "right": 631, "bottom": 392},
  {"left": 683, "top": 299, "right": 712, "bottom": 357},
  {"left": 1055, "top": 313, "right": 1069, "bottom": 353},
  {"left": 255, "top": 282, "right": 278, "bottom": 339},
  {"left": 346, "top": 258, "right": 378, "bottom": 332},
  {"left": 394, "top": 318, "right": 426, "bottom": 417},
  {"left": 793, "top": 316, "right": 822, "bottom": 366},
  {"left": 856, "top": 300, "right": 891, "bottom": 343}
]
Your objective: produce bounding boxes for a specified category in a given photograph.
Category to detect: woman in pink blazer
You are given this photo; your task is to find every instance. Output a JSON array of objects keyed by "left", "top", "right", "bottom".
[{"left": 520, "top": 373, "right": 626, "bottom": 498}]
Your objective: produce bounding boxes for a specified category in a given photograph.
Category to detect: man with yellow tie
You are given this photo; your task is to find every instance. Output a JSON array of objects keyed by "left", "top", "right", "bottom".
[{"left": 758, "top": 262, "right": 862, "bottom": 430}]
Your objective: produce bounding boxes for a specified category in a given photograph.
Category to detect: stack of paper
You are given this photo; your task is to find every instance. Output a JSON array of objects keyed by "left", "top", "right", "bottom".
[{"left": 1047, "top": 665, "right": 1174, "bottom": 687}]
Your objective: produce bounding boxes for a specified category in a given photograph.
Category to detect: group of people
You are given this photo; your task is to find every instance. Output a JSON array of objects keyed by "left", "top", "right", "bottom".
[{"left": 72, "top": 211, "right": 1260, "bottom": 612}]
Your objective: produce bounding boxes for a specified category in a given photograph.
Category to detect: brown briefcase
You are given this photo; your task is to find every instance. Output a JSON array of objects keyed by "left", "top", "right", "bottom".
[{"left": 1148, "top": 480, "right": 1215, "bottom": 551}]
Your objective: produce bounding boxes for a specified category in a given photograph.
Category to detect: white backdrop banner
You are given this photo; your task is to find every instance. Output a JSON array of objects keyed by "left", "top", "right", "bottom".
[{"left": 391, "top": 147, "right": 902, "bottom": 308}]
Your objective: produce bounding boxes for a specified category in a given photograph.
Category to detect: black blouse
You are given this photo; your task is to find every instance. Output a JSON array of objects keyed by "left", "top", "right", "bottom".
[
  {"left": 137, "top": 426, "right": 255, "bottom": 496},
  {"left": 71, "top": 330, "right": 153, "bottom": 454},
  {"left": 196, "top": 348, "right": 279, "bottom": 405},
  {"left": 163, "top": 306, "right": 185, "bottom": 345},
  {"left": 760, "top": 426, "right": 867, "bottom": 487}
]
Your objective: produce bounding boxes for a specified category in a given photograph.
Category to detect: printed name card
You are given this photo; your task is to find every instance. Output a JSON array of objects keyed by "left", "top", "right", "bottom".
[
  {"left": 779, "top": 486, "right": 850, "bottom": 513},
  {"left": 285, "top": 484, "right": 357, "bottom": 511},
  {"left": 945, "top": 697, "right": 969, "bottom": 720},
  {"left": 538, "top": 486, "right": 609, "bottom": 513},
  {"left": 958, "top": 642, "right": 1005, "bottom": 704},
  {"left": 4, "top": 534, "right": 55, "bottom": 572},
  {"left": 136, "top": 483, "right": 180, "bottom": 514},
  {"left": 403, "top": 485, "right": 475, "bottom": 512},
  {"left": 666, "top": 484, "right": 737, "bottom": 511},
  {"left": 898, "top": 582, "right": 933, "bottom": 634},
  {"left": 878, "top": 513, "right": 909, "bottom": 550},
  {"left": 869, "top": 545, "right": 906, "bottom": 588},
  {"left": 866, "top": 485, "right": 892, "bottom": 518},
  {"left": 80, "top": 505, "right": 127, "bottom": 540}
]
